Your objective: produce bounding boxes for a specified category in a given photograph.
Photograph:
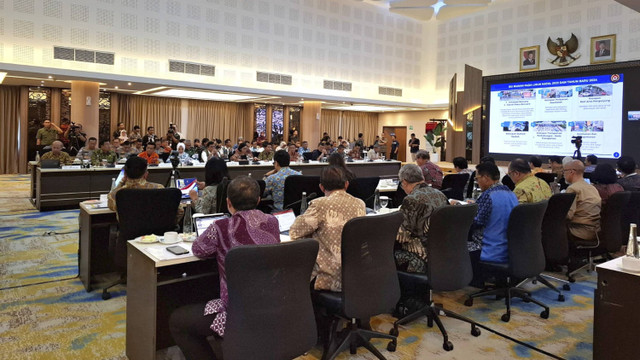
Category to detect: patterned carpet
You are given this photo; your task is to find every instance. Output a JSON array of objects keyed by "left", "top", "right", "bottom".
[{"left": 0, "top": 174, "right": 594, "bottom": 359}]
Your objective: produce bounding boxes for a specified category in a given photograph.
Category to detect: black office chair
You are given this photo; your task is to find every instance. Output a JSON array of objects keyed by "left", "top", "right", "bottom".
[
  {"left": 314, "top": 212, "right": 403, "bottom": 360},
  {"left": 568, "top": 191, "right": 631, "bottom": 275},
  {"left": 535, "top": 172, "right": 556, "bottom": 184},
  {"left": 223, "top": 239, "right": 319, "bottom": 359},
  {"left": 283, "top": 175, "right": 322, "bottom": 215},
  {"left": 390, "top": 204, "right": 481, "bottom": 352},
  {"left": 215, "top": 177, "right": 230, "bottom": 214},
  {"left": 440, "top": 173, "right": 470, "bottom": 200},
  {"left": 621, "top": 191, "right": 640, "bottom": 246},
  {"left": 466, "top": 170, "right": 477, "bottom": 199},
  {"left": 102, "top": 188, "right": 182, "bottom": 300},
  {"left": 465, "top": 201, "right": 549, "bottom": 322},
  {"left": 346, "top": 177, "right": 380, "bottom": 208},
  {"left": 501, "top": 174, "right": 515, "bottom": 191}
]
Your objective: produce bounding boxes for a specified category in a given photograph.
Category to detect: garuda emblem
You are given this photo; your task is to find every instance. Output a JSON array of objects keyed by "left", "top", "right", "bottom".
[{"left": 546, "top": 33, "right": 581, "bottom": 66}]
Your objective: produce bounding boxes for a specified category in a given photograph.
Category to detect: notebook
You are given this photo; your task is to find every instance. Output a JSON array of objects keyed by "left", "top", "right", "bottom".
[
  {"left": 175, "top": 178, "right": 198, "bottom": 199},
  {"left": 273, "top": 209, "right": 296, "bottom": 235},
  {"left": 193, "top": 213, "right": 227, "bottom": 237}
]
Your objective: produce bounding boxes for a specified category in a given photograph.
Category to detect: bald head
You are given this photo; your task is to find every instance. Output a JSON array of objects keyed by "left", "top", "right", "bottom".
[
  {"left": 565, "top": 160, "right": 585, "bottom": 174},
  {"left": 51, "top": 140, "right": 63, "bottom": 154},
  {"left": 564, "top": 160, "right": 585, "bottom": 184}
]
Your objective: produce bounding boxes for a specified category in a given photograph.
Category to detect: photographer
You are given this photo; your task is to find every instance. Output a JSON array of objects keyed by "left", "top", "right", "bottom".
[
  {"left": 166, "top": 124, "right": 181, "bottom": 150},
  {"left": 64, "top": 122, "right": 87, "bottom": 156}
]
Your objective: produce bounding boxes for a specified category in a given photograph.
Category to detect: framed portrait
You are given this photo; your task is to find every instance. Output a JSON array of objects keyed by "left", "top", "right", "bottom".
[
  {"left": 591, "top": 34, "right": 616, "bottom": 64},
  {"left": 519, "top": 45, "right": 540, "bottom": 72}
]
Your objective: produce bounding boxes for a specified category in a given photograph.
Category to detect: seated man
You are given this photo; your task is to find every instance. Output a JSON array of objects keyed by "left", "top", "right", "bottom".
[
  {"left": 394, "top": 164, "right": 448, "bottom": 274},
  {"left": 40, "top": 140, "right": 73, "bottom": 165},
  {"left": 107, "top": 156, "right": 164, "bottom": 212},
  {"left": 75, "top": 137, "right": 98, "bottom": 160},
  {"left": 468, "top": 162, "right": 519, "bottom": 284},
  {"left": 584, "top": 154, "right": 598, "bottom": 174},
  {"left": 452, "top": 156, "right": 473, "bottom": 175},
  {"left": 290, "top": 166, "right": 366, "bottom": 291},
  {"left": 564, "top": 160, "right": 601, "bottom": 243},
  {"left": 263, "top": 150, "right": 301, "bottom": 211},
  {"left": 91, "top": 140, "right": 118, "bottom": 166},
  {"left": 528, "top": 156, "right": 544, "bottom": 174},
  {"left": 169, "top": 176, "right": 280, "bottom": 360},
  {"left": 297, "top": 140, "right": 310, "bottom": 156},
  {"left": 348, "top": 145, "right": 363, "bottom": 160},
  {"left": 366, "top": 144, "right": 381, "bottom": 160},
  {"left": 258, "top": 142, "right": 274, "bottom": 161},
  {"left": 617, "top": 156, "right": 640, "bottom": 191},
  {"left": 508, "top": 158, "right": 552, "bottom": 203},
  {"left": 138, "top": 142, "right": 160, "bottom": 165},
  {"left": 310, "top": 142, "right": 328, "bottom": 161},
  {"left": 288, "top": 144, "right": 300, "bottom": 162},
  {"left": 415, "top": 150, "right": 443, "bottom": 189}
]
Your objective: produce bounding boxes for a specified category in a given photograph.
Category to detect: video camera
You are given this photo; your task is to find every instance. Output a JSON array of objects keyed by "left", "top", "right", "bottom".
[
  {"left": 571, "top": 136, "right": 582, "bottom": 149},
  {"left": 70, "top": 122, "right": 80, "bottom": 130}
]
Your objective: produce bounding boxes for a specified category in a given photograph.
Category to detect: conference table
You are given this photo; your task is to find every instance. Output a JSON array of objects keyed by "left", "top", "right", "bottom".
[{"left": 34, "top": 160, "right": 402, "bottom": 211}]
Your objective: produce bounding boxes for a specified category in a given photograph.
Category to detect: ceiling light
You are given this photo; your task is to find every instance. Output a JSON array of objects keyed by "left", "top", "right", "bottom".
[
  {"left": 128, "top": 82, "right": 132, "bottom": 86},
  {"left": 432, "top": 0, "right": 446, "bottom": 14},
  {"left": 151, "top": 89, "right": 260, "bottom": 102},
  {"left": 114, "top": 86, "right": 119, "bottom": 89},
  {"left": 0, "top": 72, "right": 6, "bottom": 84},
  {"left": 48, "top": 75, "right": 53, "bottom": 79},
  {"left": 134, "top": 86, "right": 169, "bottom": 95}
]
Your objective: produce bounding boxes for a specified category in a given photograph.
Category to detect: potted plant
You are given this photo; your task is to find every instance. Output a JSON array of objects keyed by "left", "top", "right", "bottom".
[{"left": 424, "top": 121, "right": 446, "bottom": 162}]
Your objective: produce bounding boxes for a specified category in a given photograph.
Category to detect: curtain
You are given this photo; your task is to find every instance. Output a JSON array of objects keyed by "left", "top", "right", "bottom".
[
  {"left": 342, "top": 111, "right": 378, "bottom": 146},
  {"left": 0, "top": 86, "right": 21, "bottom": 174},
  {"left": 114, "top": 94, "right": 182, "bottom": 137},
  {"left": 187, "top": 100, "right": 253, "bottom": 142},
  {"left": 320, "top": 110, "right": 341, "bottom": 142}
]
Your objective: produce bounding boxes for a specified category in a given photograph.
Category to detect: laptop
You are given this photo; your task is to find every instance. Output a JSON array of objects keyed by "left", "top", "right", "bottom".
[
  {"left": 175, "top": 178, "right": 198, "bottom": 199},
  {"left": 193, "top": 213, "right": 228, "bottom": 237},
  {"left": 273, "top": 209, "right": 296, "bottom": 235},
  {"left": 40, "top": 159, "right": 60, "bottom": 168}
]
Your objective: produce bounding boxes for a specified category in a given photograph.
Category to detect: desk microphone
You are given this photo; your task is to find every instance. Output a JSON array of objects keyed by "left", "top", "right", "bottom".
[{"left": 285, "top": 192, "right": 318, "bottom": 209}]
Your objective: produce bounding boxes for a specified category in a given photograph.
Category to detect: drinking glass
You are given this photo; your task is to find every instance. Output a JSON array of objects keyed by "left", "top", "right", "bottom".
[{"left": 379, "top": 196, "right": 389, "bottom": 209}]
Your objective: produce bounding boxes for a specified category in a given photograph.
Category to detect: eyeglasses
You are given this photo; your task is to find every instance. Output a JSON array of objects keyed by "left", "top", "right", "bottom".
[{"left": 563, "top": 169, "right": 575, "bottom": 173}]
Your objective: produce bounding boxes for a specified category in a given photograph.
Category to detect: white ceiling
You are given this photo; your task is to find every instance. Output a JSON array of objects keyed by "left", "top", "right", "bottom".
[{"left": 359, "top": 0, "right": 494, "bottom": 21}]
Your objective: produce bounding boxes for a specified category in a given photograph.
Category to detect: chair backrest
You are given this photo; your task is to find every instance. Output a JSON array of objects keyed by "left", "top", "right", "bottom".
[
  {"left": 440, "top": 173, "right": 470, "bottom": 200},
  {"left": 501, "top": 174, "right": 515, "bottom": 191},
  {"left": 215, "top": 177, "right": 230, "bottom": 214},
  {"left": 622, "top": 191, "right": 640, "bottom": 246},
  {"left": 535, "top": 172, "right": 556, "bottom": 184},
  {"left": 115, "top": 188, "right": 182, "bottom": 269},
  {"left": 256, "top": 179, "right": 266, "bottom": 196},
  {"left": 466, "top": 170, "right": 477, "bottom": 199},
  {"left": 341, "top": 212, "right": 403, "bottom": 320},
  {"left": 507, "top": 201, "right": 548, "bottom": 278},
  {"left": 283, "top": 175, "right": 322, "bottom": 215},
  {"left": 426, "top": 204, "right": 478, "bottom": 291},
  {"left": 541, "top": 193, "right": 576, "bottom": 263},
  {"left": 223, "top": 239, "right": 319, "bottom": 360},
  {"left": 346, "top": 176, "right": 380, "bottom": 208},
  {"left": 600, "top": 191, "right": 631, "bottom": 252}
]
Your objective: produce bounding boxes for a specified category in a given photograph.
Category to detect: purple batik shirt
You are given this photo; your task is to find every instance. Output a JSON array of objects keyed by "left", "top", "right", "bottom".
[{"left": 191, "top": 209, "right": 280, "bottom": 336}]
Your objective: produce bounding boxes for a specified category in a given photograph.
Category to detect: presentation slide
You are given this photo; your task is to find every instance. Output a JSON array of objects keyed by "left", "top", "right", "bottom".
[{"left": 488, "top": 74, "right": 623, "bottom": 158}]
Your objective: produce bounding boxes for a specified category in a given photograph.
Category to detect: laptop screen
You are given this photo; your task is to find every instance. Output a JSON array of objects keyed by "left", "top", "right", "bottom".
[
  {"left": 175, "top": 178, "right": 198, "bottom": 199},
  {"left": 194, "top": 213, "right": 227, "bottom": 237},
  {"left": 114, "top": 168, "right": 125, "bottom": 185},
  {"left": 273, "top": 209, "right": 296, "bottom": 234}
]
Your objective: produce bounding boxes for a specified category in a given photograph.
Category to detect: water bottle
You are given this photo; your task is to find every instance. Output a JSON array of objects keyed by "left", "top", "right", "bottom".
[
  {"left": 373, "top": 189, "right": 380, "bottom": 212},
  {"left": 169, "top": 174, "right": 176, "bottom": 188},
  {"left": 300, "top": 192, "right": 308, "bottom": 214},
  {"left": 110, "top": 177, "right": 116, "bottom": 190},
  {"left": 248, "top": 172, "right": 252, "bottom": 178},
  {"left": 551, "top": 176, "right": 560, "bottom": 194},
  {"left": 35, "top": 151, "right": 40, "bottom": 162},
  {"left": 626, "top": 223, "right": 638, "bottom": 258},
  {"left": 183, "top": 204, "right": 193, "bottom": 235}
]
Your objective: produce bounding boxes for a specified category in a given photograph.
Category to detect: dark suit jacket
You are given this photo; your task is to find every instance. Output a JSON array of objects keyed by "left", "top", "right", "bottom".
[
  {"left": 523, "top": 59, "right": 535, "bottom": 66},
  {"left": 595, "top": 49, "right": 610, "bottom": 57}
]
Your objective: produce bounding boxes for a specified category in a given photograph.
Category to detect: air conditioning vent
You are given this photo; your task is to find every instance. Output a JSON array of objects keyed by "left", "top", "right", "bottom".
[
  {"left": 256, "top": 71, "right": 292, "bottom": 85},
  {"left": 379, "top": 86, "right": 402, "bottom": 97},
  {"left": 323, "top": 79, "right": 353, "bottom": 92},
  {"left": 168, "top": 60, "right": 216, "bottom": 77},
  {"left": 53, "top": 46, "right": 114, "bottom": 65}
]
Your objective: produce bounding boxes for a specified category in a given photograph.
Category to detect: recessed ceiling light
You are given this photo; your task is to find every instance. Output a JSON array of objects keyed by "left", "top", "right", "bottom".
[
  {"left": 152, "top": 89, "right": 260, "bottom": 102},
  {"left": 48, "top": 75, "right": 53, "bottom": 79},
  {"left": 128, "top": 82, "right": 132, "bottom": 86},
  {"left": 114, "top": 86, "right": 119, "bottom": 89}
]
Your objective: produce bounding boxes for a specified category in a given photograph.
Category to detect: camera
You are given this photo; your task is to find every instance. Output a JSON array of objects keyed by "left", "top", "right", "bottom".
[
  {"left": 571, "top": 136, "right": 582, "bottom": 148},
  {"left": 70, "top": 122, "right": 80, "bottom": 130}
]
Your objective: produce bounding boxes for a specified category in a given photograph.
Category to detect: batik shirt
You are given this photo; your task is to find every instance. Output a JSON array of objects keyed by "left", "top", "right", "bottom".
[
  {"left": 40, "top": 151, "right": 73, "bottom": 165},
  {"left": 395, "top": 183, "right": 448, "bottom": 261},
  {"left": 289, "top": 190, "right": 366, "bottom": 291},
  {"left": 192, "top": 210, "right": 280, "bottom": 336},
  {"left": 107, "top": 178, "right": 164, "bottom": 213},
  {"left": 513, "top": 173, "right": 552, "bottom": 203},
  {"left": 419, "top": 161, "right": 444, "bottom": 189},
  {"left": 264, "top": 167, "right": 302, "bottom": 210}
]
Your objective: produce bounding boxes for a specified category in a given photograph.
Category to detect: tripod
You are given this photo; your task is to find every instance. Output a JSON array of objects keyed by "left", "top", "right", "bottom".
[{"left": 165, "top": 156, "right": 181, "bottom": 188}]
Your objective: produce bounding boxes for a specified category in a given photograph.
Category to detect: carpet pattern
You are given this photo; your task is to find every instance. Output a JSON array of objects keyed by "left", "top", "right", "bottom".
[{"left": 0, "top": 174, "right": 594, "bottom": 359}]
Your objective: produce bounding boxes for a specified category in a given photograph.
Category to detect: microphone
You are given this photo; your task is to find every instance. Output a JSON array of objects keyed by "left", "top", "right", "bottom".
[{"left": 284, "top": 192, "right": 318, "bottom": 210}]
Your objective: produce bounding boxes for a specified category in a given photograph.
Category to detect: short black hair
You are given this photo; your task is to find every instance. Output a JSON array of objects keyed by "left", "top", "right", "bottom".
[
  {"left": 226, "top": 176, "right": 260, "bottom": 211},
  {"left": 237, "top": 143, "right": 247, "bottom": 151},
  {"left": 273, "top": 150, "right": 290, "bottom": 167},
  {"left": 549, "top": 155, "right": 563, "bottom": 164},
  {"left": 476, "top": 162, "right": 500, "bottom": 181},
  {"left": 124, "top": 156, "right": 148, "bottom": 179},
  {"left": 509, "top": 158, "right": 531, "bottom": 174},
  {"left": 133, "top": 125, "right": 140, "bottom": 130},
  {"left": 528, "top": 156, "right": 542, "bottom": 168},
  {"left": 452, "top": 157, "right": 468, "bottom": 169},
  {"left": 205, "top": 158, "right": 229, "bottom": 186},
  {"left": 617, "top": 156, "right": 637, "bottom": 174},
  {"left": 586, "top": 154, "right": 598, "bottom": 165},
  {"left": 480, "top": 156, "right": 495, "bottom": 164},
  {"left": 88, "top": 137, "right": 97, "bottom": 142},
  {"left": 321, "top": 166, "right": 347, "bottom": 191},
  {"left": 206, "top": 141, "right": 216, "bottom": 148},
  {"left": 147, "top": 126, "right": 154, "bottom": 131},
  {"left": 146, "top": 142, "right": 156, "bottom": 149},
  {"left": 591, "top": 163, "right": 618, "bottom": 185},
  {"left": 358, "top": 133, "right": 363, "bottom": 138},
  {"left": 99, "top": 140, "right": 110, "bottom": 147},
  {"left": 411, "top": 133, "right": 415, "bottom": 136}
]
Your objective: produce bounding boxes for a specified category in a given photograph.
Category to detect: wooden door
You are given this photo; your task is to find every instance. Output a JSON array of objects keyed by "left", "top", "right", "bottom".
[{"left": 382, "top": 126, "right": 407, "bottom": 162}]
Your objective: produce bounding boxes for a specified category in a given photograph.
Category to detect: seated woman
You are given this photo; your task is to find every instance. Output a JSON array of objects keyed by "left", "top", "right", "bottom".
[
  {"left": 394, "top": 164, "right": 448, "bottom": 274},
  {"left": 590, "top": 163, "right": 624, "bottom": 206},
  {"left": 189, "top": 158, "right": 230, "bottom": 214},
  {"left": 328, "top": 152, "right": 355, "bottom": 182},
  {"left": 174, "top": 142, "right": 190, "bottom": 163},
  {"left": 288, "top": 144, "right": 300, "bottom": 162}
]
